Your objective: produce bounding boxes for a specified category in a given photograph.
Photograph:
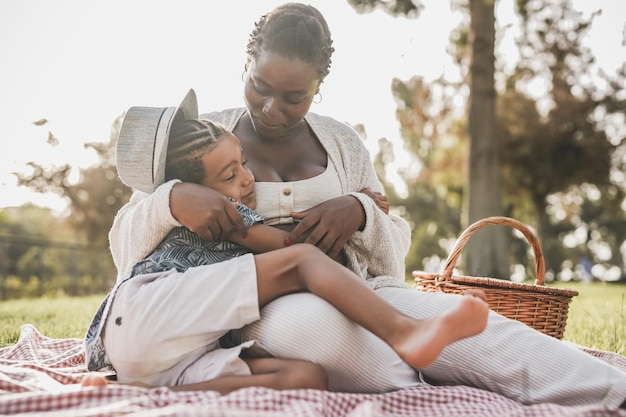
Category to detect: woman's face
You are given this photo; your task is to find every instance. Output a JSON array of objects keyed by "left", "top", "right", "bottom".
[{"left": 244, "top": 49, "right": 320, "bottom": 140}]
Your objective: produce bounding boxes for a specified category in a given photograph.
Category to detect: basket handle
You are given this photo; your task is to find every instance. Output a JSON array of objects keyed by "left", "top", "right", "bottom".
[{"left": 441, "top": 216, "right": 546, "bottom": 285}]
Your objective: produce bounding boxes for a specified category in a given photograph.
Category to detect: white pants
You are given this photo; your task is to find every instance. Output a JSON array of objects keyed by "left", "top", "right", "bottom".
[
  {"left": 230, "top": 284, "right": 626, "bottom": 408},
  {"left": 103, "top": 254, "right": 259, "bottom": 386}
]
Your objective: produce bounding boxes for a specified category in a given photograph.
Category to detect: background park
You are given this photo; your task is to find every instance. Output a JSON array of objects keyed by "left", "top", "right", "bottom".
[{"left": 0, "top": 0, "right": 624, "bottom": 355}]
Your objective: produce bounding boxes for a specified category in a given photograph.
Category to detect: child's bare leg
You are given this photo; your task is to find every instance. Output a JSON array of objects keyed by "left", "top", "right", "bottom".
[
  {"left": 253, "top": 244, "right": 489, "bottom": 369},
  {"left": 81, "top": 359, "right": 327, "bottom": 394},
  {"left": 165, "top": 358, "right": 327, "bottom": 394}
]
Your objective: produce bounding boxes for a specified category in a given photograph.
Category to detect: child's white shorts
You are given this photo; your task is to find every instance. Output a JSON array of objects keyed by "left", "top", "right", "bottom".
[{"left": 103, "top": 253, "right": 259, "bottom": 386}]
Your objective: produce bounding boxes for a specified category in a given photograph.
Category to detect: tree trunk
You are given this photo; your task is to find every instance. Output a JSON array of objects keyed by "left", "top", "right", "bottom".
[{"left": 465, "top": 0, "right": 509, "bottom": 278}]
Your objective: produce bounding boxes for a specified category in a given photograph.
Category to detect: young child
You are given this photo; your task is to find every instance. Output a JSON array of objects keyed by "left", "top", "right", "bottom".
[{"left": 84, "top": 91, "right": 489, "bottom": 394}]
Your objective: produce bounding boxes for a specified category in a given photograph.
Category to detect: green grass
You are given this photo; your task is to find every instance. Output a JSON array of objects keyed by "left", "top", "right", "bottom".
[
  {"left": 0, "top": 294, "right": 104, "bottom": 347},
  {"left": 561, "top": 281, "right": 625, "bottom": 355},
  {"left": 0, "top": 283, "right": 624, "bottom": 356}
]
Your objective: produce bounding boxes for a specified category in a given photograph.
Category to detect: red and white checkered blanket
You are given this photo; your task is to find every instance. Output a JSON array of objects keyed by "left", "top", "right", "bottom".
[{"left": 1, "top": 324, "right": 625, "bottom": 416}]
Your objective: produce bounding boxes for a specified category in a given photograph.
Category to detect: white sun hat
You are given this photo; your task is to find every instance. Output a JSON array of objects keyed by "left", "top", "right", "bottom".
[{"left": 116, "top": 89, "right": 198, "bottom": 193}]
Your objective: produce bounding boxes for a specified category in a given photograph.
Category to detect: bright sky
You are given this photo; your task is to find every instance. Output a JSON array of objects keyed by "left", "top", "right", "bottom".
[{"left": 0, "top": 0, "right": 624, "bottom": 212}]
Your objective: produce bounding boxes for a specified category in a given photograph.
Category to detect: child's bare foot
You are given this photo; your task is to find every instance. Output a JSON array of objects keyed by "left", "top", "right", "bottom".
[
  {"left": 464, "top": 288, "right": 488, "bottom": 302},
  {"left": 81, "top": 373, "right": 110, "bottom": 387},
  {"left": 81, "top": 373, "right": 151, "bottom": 389},
  {"left": 396, "top": 292, "right": 489, "bottom": 369}
]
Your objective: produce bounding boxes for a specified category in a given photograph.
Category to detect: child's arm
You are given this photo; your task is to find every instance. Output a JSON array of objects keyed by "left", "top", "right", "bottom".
[
  {"left": 229, "top": 223, "right": 290, "bottom": 254},
  {"left": 232, "top": 224, "right": 346, "bottom": 264},
  {"left": 360, "top": 187, "right": 389, "bottom": 214},
  {"left": 229, "top": 200, "right": 347, "bottom": 263}
]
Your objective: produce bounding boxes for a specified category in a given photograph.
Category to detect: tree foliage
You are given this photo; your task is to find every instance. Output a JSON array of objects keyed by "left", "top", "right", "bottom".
[
  {"left": 500, "top": 1, "right": 623, "bottom": 215},
  {"left": 497, "top": 0, "right": 626, "bottom": 274},
  {"left": 0, "top": 204, "right": 116, "bottom": 299},
  {"left": 347, "top": 0, "right": 424, "bottom": 17},
  {"left": 349, "top": 0, "right": 626, "bottom": 280},
  {"left": 3, "top": 114, "right": 131, "bottom": 298},
  {"left": 381, "top": 76, "right": 466, "bottom": 273},
  {"left": 349, "top": 0, "right": 508, "bottom": 277},
  {"left": 14, "top": 114, "right": 131, "bottom": 246}
]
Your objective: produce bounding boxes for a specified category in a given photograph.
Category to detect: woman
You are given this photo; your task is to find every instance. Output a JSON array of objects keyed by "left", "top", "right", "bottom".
[
  {"left": 89, "top": 97, "right": 488, "bottom": 391},
  {"left": 109, "top": 3, "right": 626, "bottom": 408}
]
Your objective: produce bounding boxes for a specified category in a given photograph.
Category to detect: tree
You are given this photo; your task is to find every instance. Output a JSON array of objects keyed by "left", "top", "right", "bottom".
[
  {"left": 6, "top": 114, "right": 133, "bottom": 296},
  {"left": 349, "top": 0, "right": 626, "bottom": 280},
  {"left": 348, "top": 0, "right": 508, "bottom": 277},
  {"left": 465, "top": 0, "right": 508, "bottom": 277}
]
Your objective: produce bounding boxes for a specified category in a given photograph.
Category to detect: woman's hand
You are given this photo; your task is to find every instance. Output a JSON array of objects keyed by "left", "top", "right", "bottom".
[
  {"left": 170, "top": 182, "right": 246, "bottom": 242},
  {"left": 287, "top": 195, "right": 365, "bottom": 259}
]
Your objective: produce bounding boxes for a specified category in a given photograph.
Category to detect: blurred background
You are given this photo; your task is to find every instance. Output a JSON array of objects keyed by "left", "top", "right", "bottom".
[{"left": 0, "top": 0, "right": 625, "bottom": 299}]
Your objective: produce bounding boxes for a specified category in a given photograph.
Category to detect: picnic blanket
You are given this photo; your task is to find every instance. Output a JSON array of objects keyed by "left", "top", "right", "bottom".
[{"left": 1, "top": 324, "right": 625, "bottom": 416}]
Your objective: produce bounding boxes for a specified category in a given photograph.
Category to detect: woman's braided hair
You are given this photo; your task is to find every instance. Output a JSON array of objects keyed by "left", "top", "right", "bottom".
[
  {"left": 165, "top": 116, "right": 229, "bottom": 185},
  {"left": 245, "top": 3, "right": 335, "bottom": 83}
]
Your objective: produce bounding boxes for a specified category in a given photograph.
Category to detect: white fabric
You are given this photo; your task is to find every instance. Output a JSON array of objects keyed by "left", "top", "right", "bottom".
[
  {"left": 109, "top": 179, "right": 183, "bottom": 280},
  {"left": 254, "top": 156, "right": 342, "bottom": 226},
  {"left": 202, "top": 108, "right": 411, "bottom": 284},
  {"left": 225, "top": 292, "right": 419, "bottom": 393},
  {"left": 103, "top": 254, "right": 259, "bottom": 386},
  {"left": 107, "top": 109, "right": 626, "bottom": 407},
  {"left": 230, "top": 287, "right": 626, "bottom": 407},
  {"left": 381, "top": 287, "right": 626, "bottom": 408}
]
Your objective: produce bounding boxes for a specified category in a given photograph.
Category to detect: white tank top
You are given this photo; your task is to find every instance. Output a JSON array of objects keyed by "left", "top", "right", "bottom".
[{"left": 254, "top": 157, "right": 342, "bottom": 226}]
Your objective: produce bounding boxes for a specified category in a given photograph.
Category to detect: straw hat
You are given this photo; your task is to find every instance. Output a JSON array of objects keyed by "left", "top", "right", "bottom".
[{"left": 116, "top": 89, "right": 198, "bottom": 193}]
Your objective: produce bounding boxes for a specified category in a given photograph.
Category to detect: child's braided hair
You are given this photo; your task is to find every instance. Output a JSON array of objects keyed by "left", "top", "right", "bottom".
[{"left": 165, "top": 117, "right": 228, "bottom": 185}]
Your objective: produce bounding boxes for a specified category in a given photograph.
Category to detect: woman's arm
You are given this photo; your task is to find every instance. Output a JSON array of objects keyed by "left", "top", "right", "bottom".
[
  {"left": 231, "top": 222, "right": 346, "bottom": 264},
  {"left": 345, "top": 191, "right": 411, "bottom": 280},
  {"left": 288, "top": 116, "right": 410, "bottom": 280},
  {"left": 288, "top": 195, "right": 365, "bottom": 257},
  {"left": 288, "top": 187, "right": 389, "bottom": 255},
  {"left": 342, "top": 134, "right": 411, "bottom": 280},
  {"left": 109, "top": 180, "right": 181, "bottom": 279},
  {"left": 109, "top": 181, "right": 246, "bottom": 279}
]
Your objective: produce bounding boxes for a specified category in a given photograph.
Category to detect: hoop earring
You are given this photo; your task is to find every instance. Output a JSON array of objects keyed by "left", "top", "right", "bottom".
[
  {"left": 313, "top": 92, "right": 323, "bottom": 104},
  {"left": 241, "top": 70, "right": 247, "bottom": 81}
]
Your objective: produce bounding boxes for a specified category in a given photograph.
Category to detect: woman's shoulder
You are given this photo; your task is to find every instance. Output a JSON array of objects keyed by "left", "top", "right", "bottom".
[
  {"left": 305, "top": 112, "right": 359, "bottom": 138},
  {"left": 306, "top": 112, "right": 366, "bottom": 151},
  {"left": 306, "top": 112, "right": 354, "bottom": 132}
]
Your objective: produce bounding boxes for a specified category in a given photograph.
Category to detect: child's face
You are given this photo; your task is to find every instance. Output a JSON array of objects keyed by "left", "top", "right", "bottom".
[{"left": 200, "top": 132, "right": 256, "bottom": 209}]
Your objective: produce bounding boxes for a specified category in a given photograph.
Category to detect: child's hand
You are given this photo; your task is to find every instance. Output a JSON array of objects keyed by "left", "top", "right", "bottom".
[
  {"left": 226, "top": 196, "right": 246, "bottom": 238},
  {"left": 360, "top": 187, "right": 389, "bottom": 214},
  {"left": 226, "top": 196, "right": 240, "bottom": 207}
]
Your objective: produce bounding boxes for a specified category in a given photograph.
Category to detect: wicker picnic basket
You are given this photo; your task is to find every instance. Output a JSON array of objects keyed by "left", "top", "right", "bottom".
[{"left": 413, "top": 216, "right": 579, "bottom": 339}]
